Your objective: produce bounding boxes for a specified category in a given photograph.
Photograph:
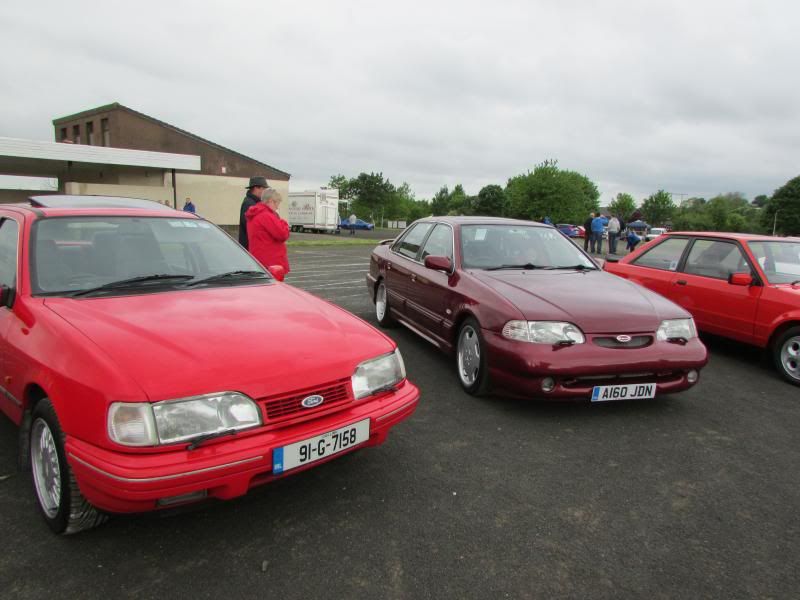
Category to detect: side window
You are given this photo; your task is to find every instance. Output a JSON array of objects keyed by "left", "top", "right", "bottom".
[
  {"left": 684, "top": 240, "right": 748, "bottom": 280},
  {"left": 420, "top": 224, "right": 453, "bottom": 261},
  {"left": 632, "top": 237, "right": 689, "bottom": 271},
  {"left": 394, "top": 222, "right": 434, "bottom": 260},
  {"left": 0, "top": 218, "right": 20, "bottom": 289}
]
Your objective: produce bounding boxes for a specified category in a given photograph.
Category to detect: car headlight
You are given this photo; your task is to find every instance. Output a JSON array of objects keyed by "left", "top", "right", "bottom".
[
  {"left": 656, "top": 318, "right": 697, "bottom": 342},
  {"left": 502, "top": 320, "right": 586, "bottom": 345},
  {"left": 108, "top": 392, "right": 262, "bottom": 446},
  {"left": 351, "top": 349, "right": 406, "bottom": 399}
]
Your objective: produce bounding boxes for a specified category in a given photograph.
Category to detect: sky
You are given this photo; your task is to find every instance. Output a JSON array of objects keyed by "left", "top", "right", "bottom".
[{"left": 1, "top": 0, "right": 799, "bottom": 204}]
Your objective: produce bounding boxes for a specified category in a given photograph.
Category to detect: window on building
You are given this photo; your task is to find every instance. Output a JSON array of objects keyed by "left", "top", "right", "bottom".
[
  {"left": 86, "top": 121, "right": 95, "bottom": 145},
  {"left": 101, "top": 118, "right": 110, "bottom": 146},
  {"left": 72, "top": 124, "right": 80, "bottom": 144},
  {"left": 60, "top": 128, "right": 67, "bottom": 142}
]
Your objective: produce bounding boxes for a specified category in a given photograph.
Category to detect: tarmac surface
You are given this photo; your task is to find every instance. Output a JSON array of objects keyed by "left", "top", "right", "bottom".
[{"left": 0, "top": 244, "right": 798, "bottom": 599}]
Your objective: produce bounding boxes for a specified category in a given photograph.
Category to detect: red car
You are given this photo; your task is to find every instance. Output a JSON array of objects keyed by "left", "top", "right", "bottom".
[
  {"left": 0, "top": 195, "right": 418, "bottom": 534},
  {"left": 366, "top": 217, "right": 707, "bottom": 400},
  {"left": 604, "top": 232, "right": 800, "bottom": 385}
]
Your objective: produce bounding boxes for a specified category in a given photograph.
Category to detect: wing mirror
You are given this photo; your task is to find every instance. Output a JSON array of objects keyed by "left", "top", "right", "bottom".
[
  {"left": 728, "top": 272, "right": 753, "bottom": 286},
  {"left": 424, "top": 255, "right": 453, "bottom": 272},
  {"left": 267, "top": 265, "right": 286, "bottom": 282}
]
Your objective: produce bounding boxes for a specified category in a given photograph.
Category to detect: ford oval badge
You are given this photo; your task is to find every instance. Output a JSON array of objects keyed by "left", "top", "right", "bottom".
[
  {"left": 616, "top": 335, "right": 632, "bottom": 343},
  {"left": 301, "top": 395, "right": 324, "bottom": 409}
]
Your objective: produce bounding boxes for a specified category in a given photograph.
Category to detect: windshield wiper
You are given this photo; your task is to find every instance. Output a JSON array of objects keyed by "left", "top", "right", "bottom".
[
  {"left": 185, "top": 428, "right": 238, "bottom": 451},
  {"left": 72, "top": 274, "right": 194, "bottom": 297},
  {"left": 185, "top": 270, "right": 269, "bottom": 287},
  {"left": 545, "top": 264, "right": 597, "bottom": 271},
  {"left": 486, "top": 263, "right": 547, "bottom": 271}
]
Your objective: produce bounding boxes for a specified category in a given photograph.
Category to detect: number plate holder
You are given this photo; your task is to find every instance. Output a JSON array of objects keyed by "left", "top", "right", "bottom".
[
  {"left": 272, "top": 418, "right": 371, "bottom": 474},
  {"left": 591, "top": 383, "right": 657, "bottom": 402}
]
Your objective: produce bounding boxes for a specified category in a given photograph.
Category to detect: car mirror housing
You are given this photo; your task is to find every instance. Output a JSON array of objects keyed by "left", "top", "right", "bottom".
[
  {"left": 728, "top": 272, "right": 753, "bottom": 286},
  {"left": 424, "top": 255, "right": 453, "bottom": 272},
  {"left": 267, "top": 265, "right": 286, "bottom": 282}
]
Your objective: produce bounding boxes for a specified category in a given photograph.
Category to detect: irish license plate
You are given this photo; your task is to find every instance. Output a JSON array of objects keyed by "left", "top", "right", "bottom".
[
  {"left": 272, "top": 419, "right": 370, "bottom": 475},
  {"left": 591, "top": 383, "right": 656, "bottom": 402}
]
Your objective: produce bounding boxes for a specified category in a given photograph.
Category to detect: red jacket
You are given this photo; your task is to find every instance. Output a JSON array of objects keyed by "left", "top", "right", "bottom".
[{"left": 245, "top": 202, "right": 291, "bottom": 273}]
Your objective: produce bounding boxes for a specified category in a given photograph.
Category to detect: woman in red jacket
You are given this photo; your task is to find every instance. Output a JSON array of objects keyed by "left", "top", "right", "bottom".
[{"left": 245, "top": 189, "right": 291, "bottom": 274}]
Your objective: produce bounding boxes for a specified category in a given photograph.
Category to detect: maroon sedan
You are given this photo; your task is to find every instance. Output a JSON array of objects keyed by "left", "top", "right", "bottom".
[{"left": 367, "top": 217, "right": 708, "bottom": 400}]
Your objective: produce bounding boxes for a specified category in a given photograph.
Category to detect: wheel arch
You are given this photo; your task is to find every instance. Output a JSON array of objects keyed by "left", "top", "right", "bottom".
[
  {"left": 767, "top": 320, "right": 800, "bottom": 351},
  {"left": 18, "top": 382, "right": 50, "bottom": 471}
]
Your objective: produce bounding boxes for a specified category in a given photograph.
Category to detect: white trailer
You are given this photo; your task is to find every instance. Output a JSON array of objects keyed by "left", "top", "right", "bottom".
[{"left": 287, "top": 189, "right": 340, "bottom": 233}]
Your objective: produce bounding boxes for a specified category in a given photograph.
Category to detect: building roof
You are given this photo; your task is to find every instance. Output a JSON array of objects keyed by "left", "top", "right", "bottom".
[
  {"left": 53, "top": 103, "right": 290, "bottom": 179},
  {"left": 0, "top": 136, "right": 200, "bottom": 171}
]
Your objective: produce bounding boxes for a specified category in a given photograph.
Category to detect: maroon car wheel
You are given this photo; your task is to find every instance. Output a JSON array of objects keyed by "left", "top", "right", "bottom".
[
  {"left": 456, "top": 318, "right": 489, "bottom": 395},
  {"left": 375, "top": 280, "right": 396, "bottom": 327}
]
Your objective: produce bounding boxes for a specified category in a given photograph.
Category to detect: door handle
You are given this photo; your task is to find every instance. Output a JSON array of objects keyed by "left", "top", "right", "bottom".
[
  {"left": 410, "top": 274, "right": 416, "bottom": 282},
  {"left": 386, "top": 262, "right": 392, "bottom": 270},
  {"left": 675, "top": 280, "right": 687, "bottom": 286}
]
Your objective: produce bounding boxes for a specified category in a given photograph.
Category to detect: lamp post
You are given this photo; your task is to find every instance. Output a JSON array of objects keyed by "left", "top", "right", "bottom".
[{"left": 772, "top": 209, "right": 780, "bottom": 236}]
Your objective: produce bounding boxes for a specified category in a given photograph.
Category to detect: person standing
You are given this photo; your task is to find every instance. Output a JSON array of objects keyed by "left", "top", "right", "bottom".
[
  {"left": 626, "top": 229, "right": 641, "bottom": 252},
  {"left": 239, "top": 176, "right": 269, "bottom": 249},
  {"left": 607, "top": 214, "right": 621, "bottom": 254},
  {"left": 348, "top": 213, "right": 357, "bottom": 236},
  {"left": 591, "top": 213, "right": 608, "bottom": 254},
  {"left": 583, "top": 212, "right": 594, "bottom": 252},
  {"left": 246, "top": 188, "right": 291, "bottom": 274},
  {"left": 182, "top": 197, "right": 196, "bottom": 213}
]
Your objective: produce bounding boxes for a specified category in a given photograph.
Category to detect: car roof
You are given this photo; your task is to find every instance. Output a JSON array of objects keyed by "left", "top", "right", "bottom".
[
  {"left": 417, "top": 216, "right": 548, "bottom": 227},
  {"left": 664, "top": 231, "right": 800, "bottom": 242},
  {"left": 1, "top": 195, "right": 197, "bottom": 219}
]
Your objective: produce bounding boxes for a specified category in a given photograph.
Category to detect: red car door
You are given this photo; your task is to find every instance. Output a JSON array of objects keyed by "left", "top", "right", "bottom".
[
  {"left": 385, "top": 222, "right": 435, "bottom": 319},
  {"left": 620, "top": 237, "right": 692, "bottom": 298},
  {"left": 669, "top": 238, "right": 762, "bottom": 342},
  {"left": 0, "top": 214, "right": 22, "bottom": 422}
]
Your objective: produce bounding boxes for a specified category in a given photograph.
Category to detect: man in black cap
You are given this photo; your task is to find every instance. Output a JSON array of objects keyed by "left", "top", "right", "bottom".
[{"left": 239, "top": 176, "right": 269, "bottom": 248}]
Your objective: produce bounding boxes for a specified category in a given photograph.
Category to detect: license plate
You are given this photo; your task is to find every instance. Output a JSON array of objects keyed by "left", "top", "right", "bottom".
[
  {"left": 272, "top": 419, "right": 370, "bottom": 475},
  {"left": 591, "top": 383, "right": 656, "bottom": 402}
]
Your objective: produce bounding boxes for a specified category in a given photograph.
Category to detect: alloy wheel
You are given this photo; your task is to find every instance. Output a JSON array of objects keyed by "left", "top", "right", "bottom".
[
  {"left": 780, "top": 334, "right": 800, "bottom": 382},
  {"left": 31, "top": 418, "right": 62, "bottom": 519},
  {"left": 458, "top": 325, "right": 481, "bottom": 386}
]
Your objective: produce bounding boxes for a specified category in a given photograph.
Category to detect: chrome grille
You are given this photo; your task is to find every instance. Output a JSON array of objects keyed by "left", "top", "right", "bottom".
[{"left": 593, "top": 335, "right": 653, "bottom": 349}]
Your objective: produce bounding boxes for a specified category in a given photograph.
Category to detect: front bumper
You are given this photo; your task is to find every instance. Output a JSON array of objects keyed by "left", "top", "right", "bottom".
[
  {"left": 65, "top": 381, "right": 419, "bottom": 514},
  {"left": 483, "top": 330, "right": 708, "bottom": 400}
]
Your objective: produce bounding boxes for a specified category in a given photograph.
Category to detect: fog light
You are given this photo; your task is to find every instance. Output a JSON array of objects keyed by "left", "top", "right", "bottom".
[
  {"left": 157, "top": 490, "right": 207, "bottom": 507},
  {"left": 541, "top": 377, "right": 556, "bottom": 393},
  {"left": 687, "top": 370, "right": 699, "bottom": 384}
]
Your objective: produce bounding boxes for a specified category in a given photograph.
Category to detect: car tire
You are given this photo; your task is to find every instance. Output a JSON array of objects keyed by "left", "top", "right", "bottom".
[
  {"left": 29, "top": 399, "right": 107, "bottom": 534},
  {"left": 773, "top": 326, "right": 800, "bottom": 386},
  {"left": 375, "top": 280, "right": 396, "bottom": 328},
  {"left": 456, "top": 317, "right": 489, "bottom": 395}
]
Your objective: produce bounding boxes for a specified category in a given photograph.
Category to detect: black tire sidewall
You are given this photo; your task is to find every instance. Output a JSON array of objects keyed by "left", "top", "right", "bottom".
[{"left": 30, "top": 399, "right": 72, "bottom": 533}]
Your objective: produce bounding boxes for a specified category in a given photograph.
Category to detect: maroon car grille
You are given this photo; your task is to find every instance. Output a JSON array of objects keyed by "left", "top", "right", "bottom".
[
  {"left": 261, "top": 379, "right": 352, "bottom": 421},
  {"left": 593, "top": 335, "right": 653, "bottom": 349}
]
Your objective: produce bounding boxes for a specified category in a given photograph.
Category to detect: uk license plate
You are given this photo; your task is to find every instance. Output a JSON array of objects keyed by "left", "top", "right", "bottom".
[
  {"left": 591, "top": 383, "right": 656, "bottom": 402},
  {"left": 272, "top": 419, "right": 370, "bottom": 474}
]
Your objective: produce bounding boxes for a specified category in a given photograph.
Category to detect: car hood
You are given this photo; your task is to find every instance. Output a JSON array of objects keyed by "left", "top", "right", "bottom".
[
  {"left": 472, "top": 269, "right": 687, "bottom": 333},
  {"left": 44, "top": 284, "right": 394, "bottom": 401}
]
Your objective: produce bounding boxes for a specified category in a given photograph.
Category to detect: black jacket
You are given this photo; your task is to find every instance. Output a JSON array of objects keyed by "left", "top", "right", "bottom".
[{"left": 239, "top": 192, "right": 262, "bottom": 248}]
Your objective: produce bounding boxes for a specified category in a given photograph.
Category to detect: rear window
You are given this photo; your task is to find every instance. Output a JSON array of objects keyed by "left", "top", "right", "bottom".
[{"left": 632, "top": 237, "right": 690, "bottom": 271}]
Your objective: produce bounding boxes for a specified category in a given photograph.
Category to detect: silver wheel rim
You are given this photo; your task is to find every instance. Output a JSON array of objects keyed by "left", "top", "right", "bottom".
[
  {"left": 376, "top": 283, "right": 387, "bottom": 321},
  {"left": 780, "top": 335, "right": 800, "bottom": 382},
  {"left": 31, "top": 418, "right": 61, "bottom": 518},
  {"left": 458, "top": 325, "right": 481, "bottom": 386}
]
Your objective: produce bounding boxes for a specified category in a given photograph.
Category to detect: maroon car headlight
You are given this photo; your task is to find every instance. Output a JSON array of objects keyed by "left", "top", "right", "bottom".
[
  {"left": 656, "top": 318, "right": 697, "bottom": 342},
  {"left": 502, "top": 321, "right": 586, "bottom": 345},
  {"left": 351, "top": 349, "right": 406, "bottom": 399}
]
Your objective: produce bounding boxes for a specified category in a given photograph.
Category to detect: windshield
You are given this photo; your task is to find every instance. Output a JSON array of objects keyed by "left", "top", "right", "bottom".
[
  {"left": 31, "top": 216, "right": 268, "bottom": 296},
  {"left": 748, "top": 240, "right": 800, "bottom": 284},
  {"left": 460, "top": 224, "right": 596, "bottom": 270}
]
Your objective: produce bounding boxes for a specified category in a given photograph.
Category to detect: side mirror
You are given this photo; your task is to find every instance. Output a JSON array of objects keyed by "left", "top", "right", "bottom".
[
  {"left": 728, "top": 272, "right": 753, "bottom": 286},
  {"left": 0, "top": 285, "right": 13, "bottom": 308},
  {"left": 267, "top": 265, "right": 286, "bottom": 282},
  {"left": 605, "top": 255, "right": 620, "bottom": 263},
  {"left": 424, "top": 255, "right": 453, "bottom": 272}
]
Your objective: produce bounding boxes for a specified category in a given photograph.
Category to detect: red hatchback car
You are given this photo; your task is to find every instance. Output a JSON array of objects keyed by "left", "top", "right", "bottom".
[
  {"left": 0, "top": 196, "right": 418, "bottom": 534},
  {"left": 367, "top": 217, "right": 707, "bottom": 400},
  {"left": 604, "top": 232, "right": 800, "bottom": 385}
]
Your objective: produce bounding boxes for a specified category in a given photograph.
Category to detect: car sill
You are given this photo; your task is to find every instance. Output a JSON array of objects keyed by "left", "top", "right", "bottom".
[{"left": 396, "top": 318, "right": 442, "bottom": 348}]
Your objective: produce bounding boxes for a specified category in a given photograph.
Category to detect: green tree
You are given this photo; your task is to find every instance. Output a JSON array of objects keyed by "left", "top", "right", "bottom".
[
  {"left": 752, "top": 194, "right": 769, "bottom": 208},
  {"left": 640, "top": 190, "right": 675, "bottom": 226},
  {"left": 473, "top": 184, "right": 505, "bottom": 216},
  {"left": 608, "top": 193, "right": 637, "bottom": 221},
  {"left": 431, "top": 186, "right": 450, "bottom": 216},
  {"left": 447, "top": 184, "right": 469, "bottom": 215},
  {"left": 504, "top": 160, "right": 599, "bottom": 224},
  {"left": 347, "top": 172, "right": 396, "bottom": 225},
  {"left": 764, "top": 175, "right": 800, "bottom": 235}
]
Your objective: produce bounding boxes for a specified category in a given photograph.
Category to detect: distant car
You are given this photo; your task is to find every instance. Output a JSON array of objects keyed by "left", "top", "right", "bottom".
[
  {"left": 576, "top": 225, "right": 586, "bottom": 238},
  {"left": 367, "top": 217, "right": 707, "bottom": 400},
  {"left": 556, "top": 224, "right": 580, "bottom": 237},
  {"left": 0, "top": 195, "right": 419, "bottom": 534},
  {"left": 340, "top": 218, "right": 374, "bottom": 231},
  {"left": 645, "top": 227, "right": 667, "bottom": 242},
  {"left": 604, "top": 231, "right": 800, "bottom": 385}
]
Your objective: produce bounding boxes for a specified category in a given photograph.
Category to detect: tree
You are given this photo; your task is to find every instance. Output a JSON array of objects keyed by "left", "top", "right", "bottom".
[
  {"left": 752, "top": 194, "right": 769, "bottom": 208},
  {"left": 346, "top": 172, "right": 396, "bottom": 225},
  {"left": 764, "top": 175, "right": 800, "bottom": 235},
  {"left": 473, "top": 185, "right": 505, "bottom": 216},
  {"left": 640, "top": 190, "right": 675, "bottom": 226},
  {"left": 431, "top": 186, "right": 450, "bottom": 216},
  {"left": 447, "top": 184, "right": 469, "bottom": 215},
  {"left": 504, "top": 160, "right": 599, "bottom": 224},
  {"left": 608, "top": 193, "right": 636, "bottom": 221}
]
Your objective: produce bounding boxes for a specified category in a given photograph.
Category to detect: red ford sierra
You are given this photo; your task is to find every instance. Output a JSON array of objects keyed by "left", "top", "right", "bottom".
[{"left": 0, "top": 195, "right": 418, "bottom": 534}]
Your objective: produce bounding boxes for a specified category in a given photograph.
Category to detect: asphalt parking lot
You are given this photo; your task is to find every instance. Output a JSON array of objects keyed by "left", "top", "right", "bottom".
[{"left": 1, "top": 244, "right": 798, "bottom": 599}]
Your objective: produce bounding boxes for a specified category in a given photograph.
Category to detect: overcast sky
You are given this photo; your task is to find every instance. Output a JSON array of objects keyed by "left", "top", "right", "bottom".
[{"left": 2, "top": 0, "right": 799, "bottom": 203}]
